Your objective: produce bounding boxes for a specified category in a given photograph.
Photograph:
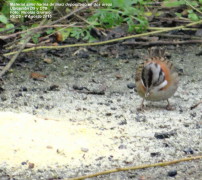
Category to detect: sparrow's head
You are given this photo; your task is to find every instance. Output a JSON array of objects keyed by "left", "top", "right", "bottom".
[{"left": 141, "top": 61, "right": 168, "bottom": 97}]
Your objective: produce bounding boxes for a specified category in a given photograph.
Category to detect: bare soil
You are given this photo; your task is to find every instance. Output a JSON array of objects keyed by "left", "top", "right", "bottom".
[{"left": 0, "top": 44, "right": 201, "bottom": 180}]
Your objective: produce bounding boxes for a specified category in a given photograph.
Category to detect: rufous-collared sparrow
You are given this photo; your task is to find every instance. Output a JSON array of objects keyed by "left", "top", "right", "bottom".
[{"left": 135, "top": 47, "right": 179, "bottom": 110}]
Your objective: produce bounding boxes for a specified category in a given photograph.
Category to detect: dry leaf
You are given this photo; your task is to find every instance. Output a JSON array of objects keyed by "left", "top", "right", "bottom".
[
  {"left": 30, "top": 72, "right": 47, "bottom": 80},
  {"left": 43, "top": 58, "right": 52, "bottom": 64}
]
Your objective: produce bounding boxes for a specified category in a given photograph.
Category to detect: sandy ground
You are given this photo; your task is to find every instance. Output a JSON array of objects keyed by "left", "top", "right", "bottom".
[{"left": 0, "top": 45, "right": 201, "bottom": 179}]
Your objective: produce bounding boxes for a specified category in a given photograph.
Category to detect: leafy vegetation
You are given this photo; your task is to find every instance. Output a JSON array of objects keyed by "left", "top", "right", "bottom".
[{"left": 164, "top": 0, "right": 202, "bottom": 21}]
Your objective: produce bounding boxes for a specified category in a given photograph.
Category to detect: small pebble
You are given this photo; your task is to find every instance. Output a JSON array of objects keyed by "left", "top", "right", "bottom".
[
  {"left": 15, "top": 92, "right": 23, "bottom": 97},
  {"left": 1, "top": 96, "right": 7, "bottom": 101},
  {"left": 178, "top": 68, "right": 184, "bottom": 75},
  {"left": 0, "top": 87, "right": 4, "bottom": 93},
  {"left": 118, "top": 120, "right": 127, "bottom": 125},
  {"left": 167, "top": 170, "right": 177, "bottom": 177},
  {"left": 110, "top": 107, "right": 117, "bottom": 110},
  {"left": 73, "top": 85, "right": 84, "bottom": 91},
  {"left": 21, "top": 162, "right": 27, "bottom": 165},
  {"left": 28, "top": 162, "right": 35, "bottom": 169},
  {"left": 127, "top": 83, "right": 136, "bottom": 89},
  {"left": 190, "top": 112, "right": 197, "bottom": 118},
  {"left": 105, "top": 112, "right": 112, "bottom": 116},
  {"left": 118, "top": 145, "right": 127, "bottom": 149},
  {"left": 183, "top": 123, "right": 189, "bottom": 127},
  {"left": 163, "top": 143, "right": 169, "bottom": 147},
  {"left": 20, "top": 87, "right": 28, "bottom": 91},
  {"left": 196, "top": 123, "right": 202, "bottom": 129},
  {"left": 81, "top": 147, "right": 89, "bottom": 152},
  {"left": 115, "top": 74, "right": 122, "bottom": 79},
  {"left": 154, "top": 131, "right": 176, "bottom": 139},
  {"left": 43, "top": 58, "right": 52, "bottom": 64},
  {"left": 49, "top": 85, "right": 59, "bottom": 91},
  {"left": 124, "top": 157, "right": 133, "bottom": 164},
  {"left": 138, "top": 176, "right": 146, "bottom": 180},
  {"left": 108, "top": 155, "right": 113, "bottom": 161},
  {"left": 183, "top": 148, "right": 194, "bottom": 154},
  {"left": 46, "top": 145, "right": 53, "bottom": 149},
  {"left": 135, "top": 114, "right": 147, "bottom": 122},
  {"left": 150, "top": 152, "right": 160, "bottom": 157}
]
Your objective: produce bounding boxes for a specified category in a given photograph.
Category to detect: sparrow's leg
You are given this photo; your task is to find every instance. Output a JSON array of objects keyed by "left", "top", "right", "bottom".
[
  {"left": 166, "top": 99, "right": 174, "bottom": 110},
  {"left": 137, "top": 98, "right": 145, "bottom": 111}
]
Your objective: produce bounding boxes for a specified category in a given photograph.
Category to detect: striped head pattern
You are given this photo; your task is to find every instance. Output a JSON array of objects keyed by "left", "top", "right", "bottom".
[{"left": 141, "top": 60, "right": 168, "bottom": 96}]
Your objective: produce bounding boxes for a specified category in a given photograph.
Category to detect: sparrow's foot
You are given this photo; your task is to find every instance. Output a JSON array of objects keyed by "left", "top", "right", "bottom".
[
  {"left": 166, "top": 100, "right": 175, "bottom": 111},
  {"left": 137, "top": 99, "right": 145, "bottom": 111},
  {"left": 137, "top": 106, "right": 144, "bottom": 111}
]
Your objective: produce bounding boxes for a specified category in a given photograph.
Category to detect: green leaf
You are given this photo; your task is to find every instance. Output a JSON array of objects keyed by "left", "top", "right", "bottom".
[
  {"left": 21, "top": 25, "right": 28, "bottom": 31},
  {"left": 46, "top": 29, "right": 54, "bottom": 35},
  {"left": 6, "top": 23, "right": 15, "bottom": 33},
  {"left": 110, "top": 0, "right": 143, "bottom": 9},
  {"left": 175, "top": 12, "right": 182, "bottom": 17},
  {"left": 32, "top": 33, "right": 41, "bottom": 44},
  {"left": 82, "top": 29, "right": 96, "bottom": 42},
  {"left": 31, "top": 23, "right": 39, "bottom": 28},
  {"left": 0, "top": 14, "right": 8, "bottom": 24},
  {"left": 187, "top": 9, "right": 193, "bottom": 13},
  {"left": 125, "top": 17, "right": 136, "bottom": 32},
  {"left": 164, "top": 0, "right": 185, "bottom": 7},
  {"left": 100, "top": 0, "right": 112, "bottom": 3},
  {"left": 90, "top": 9, "right": 123, "bottom": 28},
  {"left": 123, "top": 7, "right": 137, "bottom": 16},
  {"left": 68, "top": 27, "right": 96, "bottom": 42},
  {"left": 0, "top": 23, "right": 15, "bottom": 33},
  {"left": 0, "top": 28, "right": 5, "bottom": 33},
  {"left": 70, "top": 27, "right": 84, "bottom": 39},
  {"left": 111, "top": 0, "right": 125, "bottom": 8},
  {"left": 57, "top": 27, "right": 72, "bottom": 41},
  {"left": 186, "top": 1, "right": 198, "bottom": 7},
  {"left": 188, "top": 13, "right": 199, "bottom": 21},
  {"left": 144, "top": 11, "right": 153, "bottom": 17}
]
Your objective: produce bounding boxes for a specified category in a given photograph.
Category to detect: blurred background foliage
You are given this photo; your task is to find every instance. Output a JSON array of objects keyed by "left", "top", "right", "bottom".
[{"left": 0, "top": 0, "right": 202, "bottom": 43}]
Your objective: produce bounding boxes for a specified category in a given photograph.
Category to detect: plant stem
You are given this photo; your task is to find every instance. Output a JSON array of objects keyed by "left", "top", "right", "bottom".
[{"left": 3, "top": 20, "right": 202, "bottom": 57}]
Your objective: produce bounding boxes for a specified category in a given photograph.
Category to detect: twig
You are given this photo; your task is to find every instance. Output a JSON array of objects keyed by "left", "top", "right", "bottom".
[
  {"left": 184, "top": 0, "right": 202, "bottom": 15},
  {"left": 77, "top": 89, "right": 105, "bottom": 95},
  {"left": 0, "top": 19, "right": 46, "bottom": 78},
  {"left": 122, "top": 39, "right": 202, "bottom": 46},
  {"left": 154, "top": 17, "right": 191, "bottom": 23},
  {"left": 148, "top": 27, "right": 198, "bottom": 31},
  {"left": 3, "top": 19, "right": 202, "bottom": 57},
  {"left": 63, "top": 155, "right": 202, "bottom": 180},
  {"left": 190, "top": 100, "right": 202, "bottom": 110},
  {"left": 157, "top": 34, "right": 200, "bottom": 39},
  {"left": 0, "top": 37, "right": 31, "bottom": 77},
  {"left": 0, "top": 1, "right": 98, "bottom": 77},
  {"left": 0, "top": 0, "right": 97, "bottom": 48},
  {"left": 74, "top": 14, "right": 92, "bottom": 26},
  {"left": 49, "top": 0, "right": 98, "bottom": 25},
  {"left": 0, "top": 24, "right": 77, "bottom": 40},
  {"left": 37, "top": 23, "right": 77, "bottom": 44},
  {"left": 1, "top": 1, "right": 97, "bottom": 55},
  {"left": 0, "top": 0, "right": 98, "bottom": 39},
  {"left": 73, "top": 85, "right": 105, "bottom": 95}
]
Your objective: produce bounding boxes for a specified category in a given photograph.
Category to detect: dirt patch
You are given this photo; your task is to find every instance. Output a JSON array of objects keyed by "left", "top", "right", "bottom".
[{"left": 0, "top": 45, "right": 201, "bottom": 179}]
